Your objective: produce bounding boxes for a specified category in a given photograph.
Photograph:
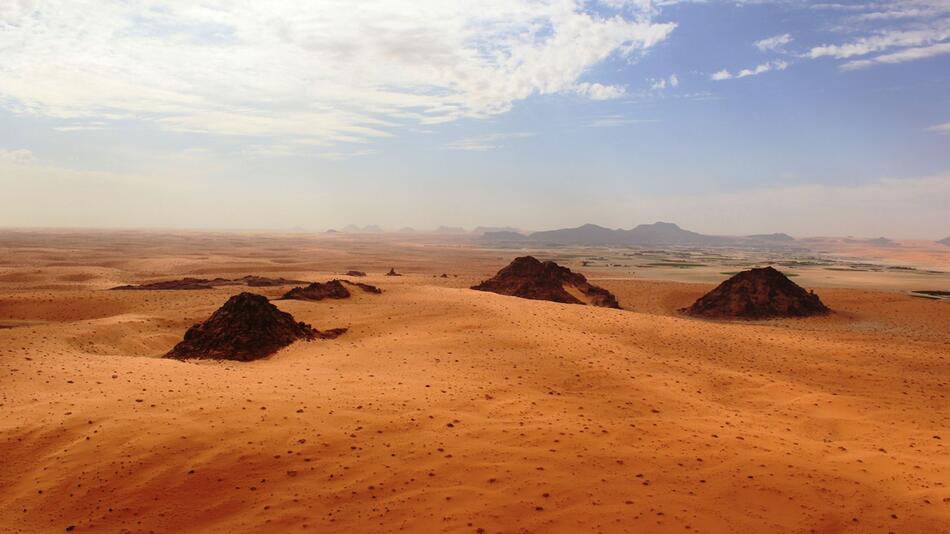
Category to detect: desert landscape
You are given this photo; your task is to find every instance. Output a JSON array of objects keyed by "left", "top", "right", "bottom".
[
  {"left": 3, "top": 2, "right": 950, "bottom": 532},
  {"left": 1, "top": 229, "right": 948, "bottom": 533}
]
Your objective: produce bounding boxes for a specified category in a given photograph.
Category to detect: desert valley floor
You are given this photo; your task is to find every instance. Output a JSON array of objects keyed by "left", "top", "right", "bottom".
[{"left": 1, "top": 230, "right": 948, "bottom": 533}]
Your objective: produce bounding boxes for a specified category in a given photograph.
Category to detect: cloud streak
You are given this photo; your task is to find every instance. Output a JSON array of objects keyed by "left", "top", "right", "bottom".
[
  {"left": 805, "top": 10, "right": 950, "bottom": 70},
  {"left": 841, "top": 41, "right": 950, "bottom": 69},
  {"left": 809, "top": 26, "right": 950, "bottom": 59},
  {"left": 927, "top": 122, "right": 950, "bottom": 134},
  {"left": 710, "top": 60, "right": 788, "bottom": 81},
  {"left": 754, "top": 33, "right": 792, "bottom": 52}
]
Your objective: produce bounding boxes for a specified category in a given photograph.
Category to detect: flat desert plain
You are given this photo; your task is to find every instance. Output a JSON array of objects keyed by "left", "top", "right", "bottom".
[{"left": 1, "top": 230, "right": 948, "bottom": 533}]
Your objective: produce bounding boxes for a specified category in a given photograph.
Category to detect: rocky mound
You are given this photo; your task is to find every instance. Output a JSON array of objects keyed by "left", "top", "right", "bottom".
[
  {"left": 684, "top": 266, "right": 829, "bottom": 319},
  {"left": 385, "top": 268, "right": 402, "bottom": 276},
  {"left": 112, "top": 277, "right": 217, "bottom": 290},
  {"left": 238, "top": 275, "right": 310, "bottom": 287},
  {"left": 340, "top": 280, "right": 382, "bottom": 294},
  {"left": 344, "top": 270, "right": 367, "bottom": 277},
  {"left": 471, "top": 256, "right": 620, "bottom": 308},
  {"left": 165, "top": 293, "right": 345, "bottom": 361},
  {"left": 281, "top": 280, "right": 351, "bottom": 301},
  {"left": 112, "top": 275, "right": 309, "bottom": 291},
  {"left": 281, "top": 280, "right": 382, "bottom": 300}
]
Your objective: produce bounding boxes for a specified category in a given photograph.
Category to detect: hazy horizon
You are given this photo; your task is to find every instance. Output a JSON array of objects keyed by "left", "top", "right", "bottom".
[
  {"left": 2, "top": 1, "right": 949, "bottom": 238},
  {"left": 0, "top": 220, "right": 944, "bottom": 241}
]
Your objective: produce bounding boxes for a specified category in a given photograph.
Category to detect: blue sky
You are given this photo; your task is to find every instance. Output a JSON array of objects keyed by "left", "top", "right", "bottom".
[{"left": 1, "top": 0, "right": 948, "bottom": 237}]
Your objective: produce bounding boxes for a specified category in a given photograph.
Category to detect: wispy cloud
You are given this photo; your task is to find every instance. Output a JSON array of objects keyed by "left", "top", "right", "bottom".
[
  {"left": 574, "top": 82, "right": 628, "bottom": 100},
  {"left": 851, "top": 1, "right": 950, "bottom": 22},
  {"left": 710, "top": 60, "right": 788, "bottom": 81},
  {"left": 444, "top": 132, "right": 534, "bottom": 151},
  {"left": 650, "top": 74, "right": 679, "bottom": 90},
  {"left": 841, "top": 41, "right": 950, "bottom": 70},
  {"left": 754, "top": 33, "right": 792, "bottom": 52},
  {"left": 585, "top": 115, "right": 658, "bottom": 128},
  {"left": 802, "top": 4, "right": 950, "bottom": 71},
  {"left": 0, "top": 1, "right": 674, "bottom": 151},
  {"left": 927, "top": 122, "right": 950, "bottom": 134},
  {"left": 809, "top": 26, "right": 950, "bottom": 59}
]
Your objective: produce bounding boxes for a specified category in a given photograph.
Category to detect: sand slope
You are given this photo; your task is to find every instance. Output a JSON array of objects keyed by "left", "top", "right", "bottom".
[{"left": 1, "top": 233, "right": 948, "bottom": 533}]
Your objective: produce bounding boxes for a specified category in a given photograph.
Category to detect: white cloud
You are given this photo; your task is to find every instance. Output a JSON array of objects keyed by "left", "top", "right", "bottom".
[
  {"left": 800, "top": 5, "right": 950, "bottom": 71},
  {"left": 853, "top": 1, "right": 950, "bottom": 22},
  {"left": 927, "top": 122, "right": 950, "bottom": 134},
  {"left": 444, "top": 132, "right": 534, "bottom": 151},
  {"left": 650, "top": 74, "right": 678, "bottom": 90},
  {"left": 597, "top": 0, "right": 657, "bottom": 10},
  {"left": 841, "top": 41, "right": 950, "bottom": 69},
  {"left": 0, "top": 1, "right": 674, "bottom": 149},
  {"left": 809, "top": 25, "right": 950, "bottom": 59},
  {"left": 574, "top": 82, "right": 628, "bottom": 100},
  {"left": 754, "top": 33, "right": 792, "bottom": 52},
  {"left": 710, "top": 60, "right": 788, "bottom": 81},
  {"left": 0, "top": 148, "right": 34, "bottom": 164}
]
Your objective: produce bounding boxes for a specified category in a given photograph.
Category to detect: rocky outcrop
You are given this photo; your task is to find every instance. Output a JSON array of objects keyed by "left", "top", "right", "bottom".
[
  {"left": 165, "top": 293, "right": 345, "bottom": 361},
  {"left": 281, "top": 280, "right": 351, "bottom": 301},
  {"left": 111, "top": 277, "right": 218, "bottom": 290},
  {"left": 471, "top": 256, "right": 620, "bottom": 308},
  {"left": 111, "top": 275, "right": 308, "bottom": 290},
  {"left": 684, "top": 266, "right": 829, "bottom": 319},
  {"left": 281, "top": 279, "right": 382, "bottom": 301},
  {"left": 340, "top": 280, "right": 382, "bottom": 294}
]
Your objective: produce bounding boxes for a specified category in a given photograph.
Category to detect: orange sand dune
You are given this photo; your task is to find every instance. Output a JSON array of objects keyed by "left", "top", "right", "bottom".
[{"left": 1, "top": 232, "right": 948, "bottom": 533}]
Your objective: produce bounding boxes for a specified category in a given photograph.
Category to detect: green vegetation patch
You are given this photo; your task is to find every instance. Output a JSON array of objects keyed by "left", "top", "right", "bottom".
[{"left": 643, "top": 262, "right": 706, "bottom": 268}]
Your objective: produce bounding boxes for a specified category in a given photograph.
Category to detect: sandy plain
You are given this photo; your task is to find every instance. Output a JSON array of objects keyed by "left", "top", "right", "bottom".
[{"left": 1, "top": 230, "right": 948, "bottom": 533}]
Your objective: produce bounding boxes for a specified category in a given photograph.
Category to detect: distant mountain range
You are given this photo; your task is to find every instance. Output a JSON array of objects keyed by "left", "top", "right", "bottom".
[
  {"left": 320, "top": 224, "right": 942, "bottom": 246},
  {"left": 483, "top": 222, "right": 768, "bottom": 247},
  {"left": 531, "top": 222, "right": 727, "bottom": 246}
]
